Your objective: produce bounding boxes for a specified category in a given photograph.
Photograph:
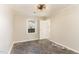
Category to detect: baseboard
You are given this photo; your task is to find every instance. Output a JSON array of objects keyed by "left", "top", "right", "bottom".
[
  {"left": 13, "top": 39, "right": 39, "bottom": 44},
  {"left": 12, "top": 39, "right": 49, "bottom": 44},
  {"left": 8, "top": 42, "right": 14, "bottom": 54},
  {"left": 49, "top": 39, "right": 79, "bottom": 53}
]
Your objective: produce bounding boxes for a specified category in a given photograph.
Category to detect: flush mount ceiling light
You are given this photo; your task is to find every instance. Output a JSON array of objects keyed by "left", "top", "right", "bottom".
[
  {"left": 37, "top": 4, "right": 46, "bottom": 11},
  {"left": 33, "top": 4, "right": 48, "bottom": 19}
]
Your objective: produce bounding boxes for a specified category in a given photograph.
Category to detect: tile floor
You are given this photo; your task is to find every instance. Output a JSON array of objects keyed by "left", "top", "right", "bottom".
[{"left": 11, "top": 39, "right": 77, "bottom": 54}]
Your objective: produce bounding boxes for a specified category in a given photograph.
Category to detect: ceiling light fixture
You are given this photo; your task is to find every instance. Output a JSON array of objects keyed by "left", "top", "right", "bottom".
[
  {"left": 33, "top": 4, "right": 48, "bottom": 20},
  {"left": 37, "top": 4, "right": 46, "bottom": 11}
]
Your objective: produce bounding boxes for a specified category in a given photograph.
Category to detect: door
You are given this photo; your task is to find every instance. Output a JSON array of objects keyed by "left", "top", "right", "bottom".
[{"left": 39, "top": 19, "right": 50, "bottom": 39}]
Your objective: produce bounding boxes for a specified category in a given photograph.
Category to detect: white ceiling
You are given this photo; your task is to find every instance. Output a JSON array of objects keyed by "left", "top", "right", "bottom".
[{"left": 11, "top": 4, "right": 70, "bottom": 17}]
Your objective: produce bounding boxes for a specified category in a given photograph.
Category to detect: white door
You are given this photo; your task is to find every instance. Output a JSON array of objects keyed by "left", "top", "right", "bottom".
[{"left": 40, "top": 19, "right": 50, "bottom": 39}]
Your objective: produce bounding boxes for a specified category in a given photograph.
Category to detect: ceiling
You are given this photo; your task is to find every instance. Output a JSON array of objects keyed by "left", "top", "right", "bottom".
[{"left": 11, "top": 4, "right": 70, "bottom": 18}]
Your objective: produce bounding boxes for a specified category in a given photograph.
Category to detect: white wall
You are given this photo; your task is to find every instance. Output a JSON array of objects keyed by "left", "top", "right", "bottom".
[
  {"left": 13, "top": 14, "right": 26, "bottom": 42},
  {"left": 13, "top": 14, "right": 51, "bottom": 42},
  {"left": 0, "top": 5, "right": 13, "bottom": 53},
  {"left": 50, "top": 5, "right": 79, "bottom": 52},
  {"left": 13, "top": 14, "right": 39, "bottom": 42}
]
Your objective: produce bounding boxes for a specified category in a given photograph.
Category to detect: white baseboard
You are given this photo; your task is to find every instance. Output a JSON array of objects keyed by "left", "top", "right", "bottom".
[
  {"left": 49, "top": 39, "right": 79, "bottom": 53},
  {"left": 13, "top": 39, "right": 38, "bottom": 44},
  {"left": 8, "top": 42, "right": 14, "bottom": 54},
  {"left": 13, "top": 39, "right": 48, "bottom": 44}
]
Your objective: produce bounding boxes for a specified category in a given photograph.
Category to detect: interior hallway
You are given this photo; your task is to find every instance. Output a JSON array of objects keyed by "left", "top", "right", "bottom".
[{"left": 1, "top": 4, "right": 79, "bottom": 54}]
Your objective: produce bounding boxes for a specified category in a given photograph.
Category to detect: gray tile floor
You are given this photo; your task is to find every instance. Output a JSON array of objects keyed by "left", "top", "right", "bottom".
[{"left": 11, "top": 39, "right": 77, "bottom": 54}]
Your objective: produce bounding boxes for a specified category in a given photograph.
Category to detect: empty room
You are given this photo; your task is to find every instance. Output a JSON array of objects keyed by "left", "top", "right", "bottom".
[{"left": 0, "top": 4, "right": 79, "bottom": 54}]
